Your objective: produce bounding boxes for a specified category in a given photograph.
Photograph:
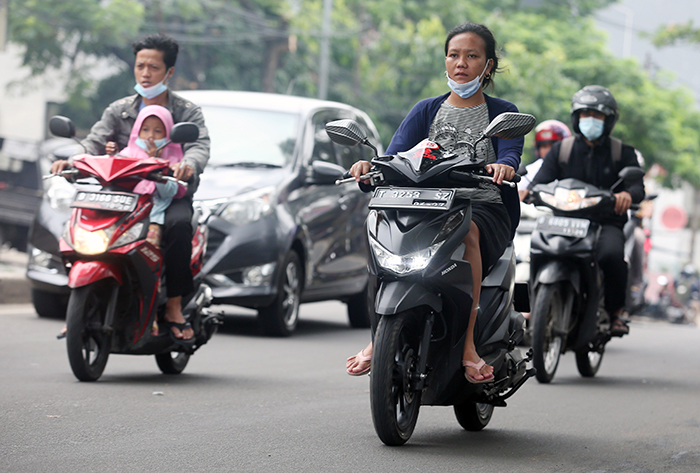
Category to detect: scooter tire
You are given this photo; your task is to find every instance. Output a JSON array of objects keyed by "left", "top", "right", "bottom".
[
  {"left": 65, "top": 283, "right": 112, "bottom": 382},
  {"left": 155, "top": 352, "right": 190, "bottom": 375},
  {"left": 454, "top": 402, "right": 494, "bottom": 431},
  {"left": 370, "top": 310, "right": 422, "bottom": 446},
  {"left": 531, "top": 283, "right": 564, "bottom": 384},
  {"left": 575, "top": 347, "right": 604, "bottom": 378}
]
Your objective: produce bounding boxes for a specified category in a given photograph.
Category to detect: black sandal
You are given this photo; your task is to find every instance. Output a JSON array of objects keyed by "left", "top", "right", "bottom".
[
  {"left": 610, "top": 318, "right": 629, "bottom": 337},
  {"left": 162, "top": 321, "right": 195, "bottom": 347}
]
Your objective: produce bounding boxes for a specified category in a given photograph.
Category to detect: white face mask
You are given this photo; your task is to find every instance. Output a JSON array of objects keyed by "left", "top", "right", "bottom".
[
  {"left": 579, "top": 116, "right": 605, "bottom": 141},
  {"left": 446, "top": 60, "right": 491, "bottom": 99},
  {"left": 134, "top": 68, "right": 172, "bottom": 99}
]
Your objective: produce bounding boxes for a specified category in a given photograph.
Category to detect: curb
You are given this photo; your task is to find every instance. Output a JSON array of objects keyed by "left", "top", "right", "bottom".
[
  {"left": 0, "top": 274, "right": 31, "bottom": 304},
  {"left": 0, "top": 249, "right": 31, "bottom": 305}
]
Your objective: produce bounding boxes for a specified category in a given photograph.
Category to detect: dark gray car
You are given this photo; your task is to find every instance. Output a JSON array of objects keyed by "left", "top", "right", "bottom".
[{"left": 182, "top": 91, "right": 381, "bottom": 336}]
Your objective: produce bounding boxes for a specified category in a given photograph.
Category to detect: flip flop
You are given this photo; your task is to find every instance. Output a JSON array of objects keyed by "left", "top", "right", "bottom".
[
  {"left": 463, "top": 358, "right": 495, "bottom": 384},
  {"left": 162, "top": 321, "right": 195, "bottom": 347},
  {"left": 610, "top": 318, "right": 630, "bottom": 337},
  {"left": 346, "top": 348, "right": 371, "bottom": 376}
]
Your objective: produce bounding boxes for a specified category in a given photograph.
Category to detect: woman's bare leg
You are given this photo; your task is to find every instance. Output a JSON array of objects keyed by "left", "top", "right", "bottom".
[{"left": 461, "top": 222, "right": 494, "bottom": 381}]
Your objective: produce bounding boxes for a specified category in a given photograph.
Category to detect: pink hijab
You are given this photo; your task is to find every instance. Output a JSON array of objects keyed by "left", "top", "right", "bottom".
[{"left": 122, "top": 105, "right": 184, "bottom": 195}]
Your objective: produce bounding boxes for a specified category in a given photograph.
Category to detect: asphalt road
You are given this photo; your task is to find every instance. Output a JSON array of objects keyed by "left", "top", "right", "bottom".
[{"left": 1, "top": 301, "right": 699, "bottom": 473}]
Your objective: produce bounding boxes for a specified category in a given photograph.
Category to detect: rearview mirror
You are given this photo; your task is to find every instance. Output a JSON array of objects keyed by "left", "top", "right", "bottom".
[
  {"left": 483, "top": 112, "right": 536, "bottom": 140},
  {"left": 49, "top": 116, "right": 76, "bottom": 139},
  {"left": 170, "top": 122, "right": 199, "bottom": 144},
  {"left": 618, "top": 166, "right": 645, "bottom": 182},
  {"left": 325, "top": 119, "right": 366, "bottom": 147}
]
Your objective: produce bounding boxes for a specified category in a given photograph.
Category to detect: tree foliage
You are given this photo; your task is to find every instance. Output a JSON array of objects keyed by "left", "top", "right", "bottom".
[{"left": 7, "top": 0, "right": 700, "bottom": 187}]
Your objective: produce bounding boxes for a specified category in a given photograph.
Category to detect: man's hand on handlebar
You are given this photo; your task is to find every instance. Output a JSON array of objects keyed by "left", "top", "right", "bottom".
[
  {"left": 485, "top": 163, "right": 515, "bottom": 185},
  {"left": 350, "top": 160, "right": 372, "bottom": 185},
  {"left": 171, "top": 162, "right": 194, "bottom": 182},
  {"left": 614, "top": 191, "right": 632, "bottom": 215},
  {"left": 105, "top": 141, "right": 118, "bottom": 155},
  {"left": 51, "top": 160, "right": 71, "bottom": 175}
]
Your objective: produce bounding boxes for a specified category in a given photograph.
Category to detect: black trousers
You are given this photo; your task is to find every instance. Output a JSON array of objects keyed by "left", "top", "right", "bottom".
[
  {"left": 596, "top": 224, "right": 627, "bottom": 315},
  {"left": 162, "top": 196, "right": 194, "bottom": 298}
]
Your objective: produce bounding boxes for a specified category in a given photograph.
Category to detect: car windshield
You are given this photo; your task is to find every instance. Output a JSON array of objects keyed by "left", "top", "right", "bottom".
[{"left": 200, "top": 105, "right": 300, "bottom": 168}]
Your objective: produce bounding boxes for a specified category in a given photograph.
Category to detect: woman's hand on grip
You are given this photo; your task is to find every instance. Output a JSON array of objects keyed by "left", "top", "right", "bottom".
[
  {"left": 350, "top": 160, "right": 372, "bottom": 185},
  {"left": 485, "top": 163, "right": 515, "bottom": 185}
]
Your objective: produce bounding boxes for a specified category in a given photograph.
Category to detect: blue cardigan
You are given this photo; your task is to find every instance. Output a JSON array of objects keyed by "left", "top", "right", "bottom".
[{"left": 385, "top": 92, "right": 523, "bottom": 237}]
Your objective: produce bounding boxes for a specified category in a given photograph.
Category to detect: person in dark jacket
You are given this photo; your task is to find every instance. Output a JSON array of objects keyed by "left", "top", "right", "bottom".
[
  {"left": 528, "top": 85, "right": 645, "bottom": 336},
  {"left": 346, "top": 22, "right": 524, "bottom": 383},
  {"left": 52, "top": 34, "right": 210, "bottom": 343}
]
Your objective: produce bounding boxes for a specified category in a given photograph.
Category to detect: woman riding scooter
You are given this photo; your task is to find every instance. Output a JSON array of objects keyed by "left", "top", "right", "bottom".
[{"left": 346, "top": 22, "right": 524, "bottom": 383}]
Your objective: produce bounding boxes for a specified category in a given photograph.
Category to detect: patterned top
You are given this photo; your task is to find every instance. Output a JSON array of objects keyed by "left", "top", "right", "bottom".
[{"left": 428, "top": 101, "right": 501, "bottom": 203}]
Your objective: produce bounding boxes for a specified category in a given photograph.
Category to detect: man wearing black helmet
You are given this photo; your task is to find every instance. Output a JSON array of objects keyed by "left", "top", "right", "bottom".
[{"left": 528, "top": 85, "right": 645, "bottom": 336}]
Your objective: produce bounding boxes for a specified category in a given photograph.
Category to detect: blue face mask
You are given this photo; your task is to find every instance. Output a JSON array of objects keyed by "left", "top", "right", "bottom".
[
  {"left": 134, "top": 71, "right": 171, "bottom": 99},
  {"left": 578, "top": 116, "right": 605, "bottom": 141},
  {"left": 135, "top": 137, "right": 168, "bottom": 152},
  {"left": 446, "top": 60, "right": 491, "bottom": 100}
]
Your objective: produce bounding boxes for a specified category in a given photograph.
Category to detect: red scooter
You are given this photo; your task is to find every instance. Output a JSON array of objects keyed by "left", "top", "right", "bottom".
[{"left": 47, "top": 116, "right": 219, "bottom": 382}]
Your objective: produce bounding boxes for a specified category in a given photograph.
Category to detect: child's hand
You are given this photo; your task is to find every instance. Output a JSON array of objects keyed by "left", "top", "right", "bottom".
[
  {"left": 144, "top": 138, "right": 159, "bottom": 157},
  {"left": 105, "top": 141, "right": 118, "bottom": 155}
]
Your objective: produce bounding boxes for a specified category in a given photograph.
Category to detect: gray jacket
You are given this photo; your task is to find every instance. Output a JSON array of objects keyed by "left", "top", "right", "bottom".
[{"left": 81, "top": 91, "right": 210, "bottom": 195}]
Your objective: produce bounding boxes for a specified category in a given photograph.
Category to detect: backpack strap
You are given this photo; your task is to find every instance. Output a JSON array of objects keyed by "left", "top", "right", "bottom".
[
  {"left": 558, "top": 136, "right": 575, "bottom": 165},
  {"left": 558, "top": 135, "right": 623, "bottom": 165},
  {"left": 610, "top": 137, "right": 622, "bottom": 164}
]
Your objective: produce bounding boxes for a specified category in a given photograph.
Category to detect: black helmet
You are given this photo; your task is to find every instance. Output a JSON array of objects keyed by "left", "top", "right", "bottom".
[{"left": 571, "top": 85, "right": 619, "bottom": 138}]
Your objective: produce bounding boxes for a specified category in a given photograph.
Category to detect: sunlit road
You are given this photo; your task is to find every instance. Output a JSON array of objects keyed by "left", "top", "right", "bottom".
[{"left": 1, "top": 301, "right": 699, "bottom": 472}]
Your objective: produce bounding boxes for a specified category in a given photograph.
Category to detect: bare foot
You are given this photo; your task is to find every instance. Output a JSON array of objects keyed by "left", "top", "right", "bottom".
[
  {"left": 346, "top": 343, "right": 372, "bottom": 375},
  {"left": 164, "top": 296, "right": 193, "bottom": 340}
]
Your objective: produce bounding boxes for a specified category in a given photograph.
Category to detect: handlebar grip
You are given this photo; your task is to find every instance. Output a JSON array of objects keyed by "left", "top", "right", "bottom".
[{"left": 511, "top": 174, "right": 521, "bottom": 183}]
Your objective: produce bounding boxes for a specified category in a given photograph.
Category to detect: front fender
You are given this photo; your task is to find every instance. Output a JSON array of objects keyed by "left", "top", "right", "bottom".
[
  {"left": 68, "top": 260, "right": 123, "bottom": 288},
  {"left": 532, "top": 260, "right": 580, "bottom": 294},
  {"left": 375, "top": 280, "right": 442, "bottom": 315}
]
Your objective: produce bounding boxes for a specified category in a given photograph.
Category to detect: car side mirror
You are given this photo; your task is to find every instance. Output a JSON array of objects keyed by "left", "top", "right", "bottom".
[
  {"left": 49, "top": 116, "right": 76, "bottom": 139},
  {"left": 170, "top": 122, "right": 199, "bottom": 144},
  {"left": 309, "top": 160, "right": 346, "bottom": 185}
]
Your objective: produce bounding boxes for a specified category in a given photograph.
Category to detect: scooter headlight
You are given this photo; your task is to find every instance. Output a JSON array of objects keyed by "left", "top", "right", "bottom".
[
  {"left": 369, "top": 237, "right": 444, "bottom": 275},
  {"left": 112, "top": 222, "right": 145, "bottom": 248},
  {"left": 73, "top": 226, "right": 110, "bottom": 255},
  {"left": 539, "top": 188, "right": 602, "bottom": 211}
]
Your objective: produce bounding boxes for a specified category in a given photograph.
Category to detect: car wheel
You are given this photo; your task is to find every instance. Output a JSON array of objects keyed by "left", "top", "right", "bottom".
[
  {"left": 32, "top": 289, "right": 69, "bottom": 319},
  {"left": 258, "top": 251, "right": 302, "bottom": 337},
  {"left": 346, "top": 283, "right": 372, "bottom": 328}
]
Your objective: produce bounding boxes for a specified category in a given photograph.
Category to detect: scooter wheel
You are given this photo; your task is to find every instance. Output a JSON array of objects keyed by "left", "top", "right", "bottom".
[
  {"left": 531, "top": 283, "right": 564, "bottom": 384},
  {"left": 454, "top": 402, "right": 494, "bottom": 431},
  {"left": 65, "top": 283, "right": 112, "bottom": 382},
  {"left": 155, "top": 352, "right": 190, "bottom": 374},
  {"left": 370, "top": 310, "right": 423, "bottom": 446}
]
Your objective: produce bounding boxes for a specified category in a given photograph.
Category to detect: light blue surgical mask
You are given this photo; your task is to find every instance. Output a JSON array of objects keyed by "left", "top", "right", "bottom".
[
  {"left": 134, "top": 71, "right": 171, "bottom": 99},
  {"left": 578, "top": 116, "right": 605, "bottom": 141},
  {"left": 446, "top": 60, "right": 491, "bottom": 100},
  {"left": 135, "top": 137, "right": 168, "bottom": 152}
]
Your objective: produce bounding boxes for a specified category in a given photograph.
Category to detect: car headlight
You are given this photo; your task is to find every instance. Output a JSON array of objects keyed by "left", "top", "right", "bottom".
[
  {"left": 369, "top": 237, "right": 444, "bottom": 275},
  {"left": 47, "top": 178, "right": 77, "bottom": 212},
  {"left": 218, "top": 187, "right": 276, "bottom": 225},
  {"left": 539, "top": 188, "right": 602, "bottom": 211}
]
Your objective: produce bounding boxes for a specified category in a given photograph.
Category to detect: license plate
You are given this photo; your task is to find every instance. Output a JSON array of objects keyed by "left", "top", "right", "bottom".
[
  {"left": 536, "top": 215, "right": 590, "bottom": 238},
  {"left": 72, "top": 191, "right": 139, "bottom": 212},
  {"left": 369, "top": 187, "right": 454, "bottom": 211}
]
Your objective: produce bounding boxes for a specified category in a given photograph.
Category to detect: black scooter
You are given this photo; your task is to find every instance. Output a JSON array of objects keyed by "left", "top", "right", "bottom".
[
  {"left": 326, "top": 112, "right": 536, "bottom": 446},
  {"left": 527, "top": 167, "right": 645, "bottom": 383}
]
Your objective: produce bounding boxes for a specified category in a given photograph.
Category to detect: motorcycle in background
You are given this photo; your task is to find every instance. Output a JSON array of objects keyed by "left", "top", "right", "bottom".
[
  {"left": 527, "top": 166, "right": 645, "bottom": 383},
  {"left": 46, "top": 116, "right": 220, "bottom": 382},
  {"left": 326, "top": 112, "right": 536, "bottom": 445}
]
